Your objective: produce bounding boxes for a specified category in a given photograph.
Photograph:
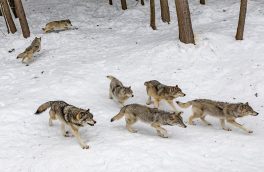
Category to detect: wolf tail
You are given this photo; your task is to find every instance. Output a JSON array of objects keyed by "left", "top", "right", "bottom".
[
  {"left": 110, "top": 106, "right": 127, "bottom": 122},
  {"left": 106, "top": 75, "right": 116, "bottom": 81},
  {"left": 176, "top": 101, "right": 193, "bottom": 108},
  {"left": 35, "top": 101, "right": 53, "bottom": 114}
]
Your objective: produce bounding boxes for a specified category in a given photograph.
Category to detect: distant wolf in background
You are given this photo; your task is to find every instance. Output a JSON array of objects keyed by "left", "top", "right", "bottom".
[
  {"left": 42, "top": 19, "right": 72, "bottom": 33},
  {"left": 107, "top": 75, "right": 134, "bottom": 107},
  {"left": 176, "top": 99, "right": 258, "bottom": 133},
  {"left": 35, "top": 101, "right": 96, "bottom": 149},
  {"left": 111, "top": 104, "right": 186, "bottom": 138},
  {"left": 17, "top": 37, "right": 41, "bottom": 65},
  {"left": 144, "top": 80, "right": 185, "bottom": 111}
]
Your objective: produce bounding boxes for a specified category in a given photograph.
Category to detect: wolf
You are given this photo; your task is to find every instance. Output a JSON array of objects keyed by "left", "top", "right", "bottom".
[
  {"left": 107, "top": 75, "right": 134, "bottom": 107},
  {"left": 17, "top": 37, "right": 41, "bottom": 65},
  {"left": 35, "top": 101, "right": 96, "bottom": 149},
  {"left": 176, "top": 99, "right": 258, "bottom": 133},
  {"left": 42, "top": 19, "right": 72, "bottom": 33},
  {"left": 111, "top": 104, "right": 186, "bottom": 138},
  {"left": 144, "top": 80, "right": 185, "bottom": 111}
]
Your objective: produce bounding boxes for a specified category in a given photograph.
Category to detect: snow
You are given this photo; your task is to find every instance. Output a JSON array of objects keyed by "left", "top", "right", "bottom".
[{"left": 0, "top": 0, "right": 264, "bottom": 171}]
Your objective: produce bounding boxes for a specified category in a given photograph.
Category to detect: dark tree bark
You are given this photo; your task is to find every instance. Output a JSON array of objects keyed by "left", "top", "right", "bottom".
[
  {"left": 8, "top": 0, "right": 17, "bottom": 18},
  {"left": 200, "top": 0, "right": 205, "bottom": 5},
  {"left": 14, "top": 0, "right": 30, "bottom": 38},
  {"left": 109, "top": 0, "right": 113, "bottom": 5},
  {"left": 141, "top": 0, "right": 144, "bottom": 5},
  {"left": 150, "top": 0, "right": 156, "bottom": 30},
  {"left": 160, "top": 0, "right": 170, "bottom": 24},
  {"left": 175, "top": 0, "right": 195, "bottom": 44},
  {"left": 121, "top": 0, "right": 127, "bottom": 10},
  {"left": 1, "top": 0, "right": 17, "bottom": 33},
  {"left": 236, "top": 0, "right": 247, "bottom": 40}
]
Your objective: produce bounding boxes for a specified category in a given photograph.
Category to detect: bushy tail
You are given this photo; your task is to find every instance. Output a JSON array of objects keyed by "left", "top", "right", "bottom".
[
  {"left": 176, "top": 101, "right": 193, "bottom": 108},
  {"left": 106, "top": 75, "right": 116, "bottom": 81},
  {"left": 35, "top": 101, "right": 53, "bottom": 114},
  {"left": 17, "top": 52, "right": 25, "bottom": 59},
  {"left": 110, "top": 106, "right": 127, "bottom": 122}
]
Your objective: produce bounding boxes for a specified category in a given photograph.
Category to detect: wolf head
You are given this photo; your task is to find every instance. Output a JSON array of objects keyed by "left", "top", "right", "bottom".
[
  {"left": 76, "top": 109, "right": 96, "bottom": 126},
  {"left": 166, "top": 112, "right": 187, "bottom": 128},
  {"left": 168, "top": 85, "right": 186, "bottom": 98},
  {"left": 121, "top": 86, "right": 134, "bottom": 98},
  {"left": 237, "top": 102, "right": 258, "bottom": 117},
  {"left": 34, "top": 37, "right": 41, "bottom": 43}
]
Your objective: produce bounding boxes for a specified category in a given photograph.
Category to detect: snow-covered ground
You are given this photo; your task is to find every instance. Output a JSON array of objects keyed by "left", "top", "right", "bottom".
[{"left": 0, "top": 0, "right": 264, "bottom": 171}]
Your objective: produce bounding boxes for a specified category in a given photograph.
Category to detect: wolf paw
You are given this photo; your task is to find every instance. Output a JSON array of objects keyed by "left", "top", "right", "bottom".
[
  {"left": 64, "top": 131, "right": 72, "bottom": 137},
  {"left": 248, "top": 130, "right": 253, "bottom": 133},
  {"left": 82, "top": 145, "right": 89, "bottom": 149},
  {"left": 223, "top": 128, "right": 232, "bottom": 131}
]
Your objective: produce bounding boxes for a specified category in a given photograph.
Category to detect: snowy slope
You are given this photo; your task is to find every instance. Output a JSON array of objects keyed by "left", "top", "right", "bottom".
[{"left": 0, "top": 0, "right": 264, "bottom": 171}]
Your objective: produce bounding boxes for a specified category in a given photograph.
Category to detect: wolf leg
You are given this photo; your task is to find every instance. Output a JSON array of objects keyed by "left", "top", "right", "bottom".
[
  {"left": 151, "top": 123, "right": 168, "bottom": 138},
  {"left": 166, "top": 100, "right": 179, "bottom": 112},
  {"left": 61, "top": 123, "right": 71, "bottom": 137},
  {"left": 220, "top": 119, "right": 231, "bottom": 131},
  {"left": 70, "top": 125, "right": 89, "bottom": 149},
  {"left": 189, "top": 107, "right": 203, "bottom": 125},
  {"left": 146, "top": 96, "right": 152, "bottom": 105},
  {"left": 109, "top": 88, "right": 113, "bottom": 99},
  {"left": 125, "top": 114, "right": 137, "bottom": 133},
  {"left": 200, "top": 115, "right": 212, "bottom": 126},
  {"left": 227, "top": 120, "right": 253, "bottom": 133},
  {"left": 154, "top": 98, "right": 160, "bottom": 108},
  {"left": 49, "top": 110, "right": 56, "bottom": 126}
]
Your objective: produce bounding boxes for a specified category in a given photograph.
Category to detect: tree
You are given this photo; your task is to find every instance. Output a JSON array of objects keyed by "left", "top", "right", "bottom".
[
  {"left": 121, "top": 0, "right": 127, "bottom": 10},
  {"left": 150, "top": 0, "right": 156, "bottom": 30},
  {"left": 1, "top": 0, "right": 17, "bottom": 33},
  {"left": 160, "top": 0, "right": 170, "bottom": 24},
  {"left": 109, "top": 0, "right": 113, "bottom": 5},
  {"left": 14, "top": 0, "right": 30, "bottom": 38},
  {"left": 200, "top": 0, "right": 205, "bottom": 5},
  {"left": 236, "top": 0, "right": 247, "bottom": 40},
  {"left": 175, "top": 0, "right": 195, "bottom": 44}
]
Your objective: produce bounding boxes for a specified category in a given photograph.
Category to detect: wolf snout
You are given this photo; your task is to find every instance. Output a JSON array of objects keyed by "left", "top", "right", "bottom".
[{"left": 183, "top": 93, "right": 186, "bottom": 96}]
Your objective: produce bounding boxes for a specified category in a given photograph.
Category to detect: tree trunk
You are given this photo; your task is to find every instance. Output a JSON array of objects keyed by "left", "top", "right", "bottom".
[
  {"left": 175, "top": 0, "right": 195, "bottom": 44},
  {"left": 14, "top": 0, "right": 30, "bottom": 38},
  {"left": 8, "top": 0, "right": 17, "bottom": 17},
  {"left": 141, "top": 0, "right": 144, "bottom": 6},
  {"left": 1, "top": 0, "right": 17, "bottom": 33},
  {"left": 121, "top": 0, "right": 127, "bottom": 10},
  {"left": 236, "top": 0, "right": 247, "bottom": 40},
  {"left": 150, "top": 0, "right": 156, "bottom": 30},
  {"left": 109, "top": 0, "right": 113, "bottom": 5},
  {"left": 200, "top": 0, "right": 205, "bottom": 5},
  {"left": 160, "top": 0, "right": 170, "bottom": 24}
]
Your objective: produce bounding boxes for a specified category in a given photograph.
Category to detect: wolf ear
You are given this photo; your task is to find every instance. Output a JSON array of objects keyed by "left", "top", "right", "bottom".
[
  {"left": 86, "top": 109, "right": 90, "bottom": 112},
  {"left": 128, "top": 86, "right": 131, "bottom": 89},
  {"left": 175, "top": 85, "right": 178, "bottom": 88},
  {"left": 169, "top": 114, "right": 175, "bottom": 120},
  {"left": 177, "top": 111, "right": 183, "bottom": 116},
  {"left": 245, "top": 102, "right": 249, "bottom": 105}
]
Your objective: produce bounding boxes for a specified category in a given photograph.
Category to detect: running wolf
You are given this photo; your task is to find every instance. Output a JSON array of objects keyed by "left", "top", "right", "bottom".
[
  {"left": 111, "top": 104, "right": 186, "bottom": 138},
  {"left": 42, "top": 19, "right": 72, "bottom": 33},
  {"left": 176, "top": 99, "right": 258, "bottom": 133},
  {"left": 35, "top": 101, "right": 96, "bottom": 149},
  {"left": 144, "top": 80, "right": 185, "bottom": 111},
  {"left": 107, "top": 75, "right": 134, "bottom": 107},
  {"left": 17, "top": 37, "right": 41, "bottom": 65}
]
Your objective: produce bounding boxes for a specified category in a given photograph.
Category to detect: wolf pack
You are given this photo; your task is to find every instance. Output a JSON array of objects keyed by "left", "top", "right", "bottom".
[{"left": 17, "top": 19, "right": 259, "bottom": 149}]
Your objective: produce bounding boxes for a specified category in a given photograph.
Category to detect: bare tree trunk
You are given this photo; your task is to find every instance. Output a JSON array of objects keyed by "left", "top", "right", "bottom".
[
  {"left": 160, "top": 0, "right": 170, "bottom": 24},
  {"left": 236, "top": 0, "right": 247, "bottom": 40},
  {"left": 8, "top": 0, "right": 17, "bottom": 17},
  {"left": 150, "top": 0, "right": 156, "bottom": 30},
  {"left": 14, "top": 0, "right": 30, "bottom": 38},
  {"left": 175, "top": 0, "right": 195, "bottom": 44},
  {"left": 109, "top": 0, "right": 113, "bottom": 5},
  {"left": 200, "top": 0, "right": 205, "bottom": 5},
  {"left": 0, "top": 3, "right": 9, "bottom": 33},
  {"left": 1, "top": 0, "right": 17, "bottom": 33},
  {"left": 141, "top": 0, "right": 144, "bottom": 5},
  {"left": 121, "top": 0, "right": 127, "bottom": 10}
]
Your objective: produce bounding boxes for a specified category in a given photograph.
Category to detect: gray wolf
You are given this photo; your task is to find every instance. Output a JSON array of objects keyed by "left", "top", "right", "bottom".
[
  {"left": 176, "top": 99, "right": 258, "bottom": 133},
  {"left": 42, "top": 19, "right": 72, "bottom": 33},
  {"left": 35, "top": 101, "right": 96, "bottom": 149},
  {"left": 107, "top": 75, "right": 134, "bottom": 107},
  {"left": 17, "top": 37, "right": 41, "bottom": 65},
  {"left": 111, "top": 104, "right": 186, "bottom": 138},
  {"left": 144, "top": 80, "right": 185, "bottom": 111}
]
